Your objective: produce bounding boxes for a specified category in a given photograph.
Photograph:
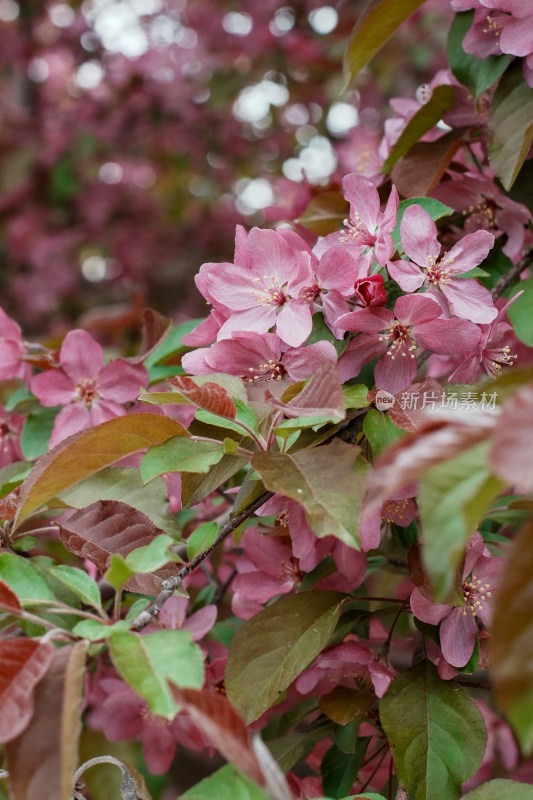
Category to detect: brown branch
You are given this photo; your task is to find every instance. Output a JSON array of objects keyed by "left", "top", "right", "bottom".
[
  {"left": 129, "top": 490, "right": 273, "bottom": 631},
  {"left": 492, "top": 249, "right": 533, "bottom": 301}
]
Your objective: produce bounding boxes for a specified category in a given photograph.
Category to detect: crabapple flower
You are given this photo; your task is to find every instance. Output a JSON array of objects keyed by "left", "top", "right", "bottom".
[
  {"left": 337, "top": 294, "right": 480, "bottom": 394},
  {"left": 410, "top": 532, "right": 505, "bottom": 667},
  {"left": 0, "top": 307, "right": 31, "bottom": 383},
  {"left": 387, "top": 204, "right": 497, "bottom": 323},
  {"left": 295, "top": 638, "right": 396, "bottom": 699},
  {"left": 181, "top": 331, "right": 337, "bottom": 383},
  {"left": 316, "top": 174, "right": 398, "bottom": 267},
  {"left": 31, "top": 329, "right": 148, "bottom": 448},
  {"left": 447, "top": 294, "right": 521, "bottom": 383},
  {"left": 0, "top": 404, "right": 24, "bottom": 467},
  {"left": 202, "top": 227, "right": 314, "bottom": 347}
]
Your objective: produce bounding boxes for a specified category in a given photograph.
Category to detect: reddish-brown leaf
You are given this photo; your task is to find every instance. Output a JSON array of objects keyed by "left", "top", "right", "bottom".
[
  {"left": 0, "top": 486, "right": 21, "bottom": 521},
  {"left": 490, "top": 385, "right": 533, "bottom": 493},
  {"left": 296, "top": 191, "right": 348, "bottom": 236},
  {"left": 6, "top": 642, "right": 87, "bottom": 800},
  {"left": 319, "top": 685, "right": 375, "bottom": 725},
  {"left": 170, "top": 687, "right": 265, "bottom": 786},
  {"left": 127, "top": 308, "right": 171, "bottom": 365},
  {"left": 57, "top": 500, "right": 176, "bottom": 594},
  {"left": 264, "top": 361, "right": 345, "bottom": 420},
  {"left": 390, "top": 129, "right": 465, "bottom": 198},
  {"left": 0, "top": 639, "right": 55, "bottom": 743},
  {"left": 364, "top": 416, "right": 494, "bottom": 517},
  {"left": 0, "top": 580, "right": 22, "bottom": 613},
  {"left": 168, "top": 376, "right": 237, "bottom": 419},
  {"left": 13, "top": 413, "right": 188, "bottom": 530}
]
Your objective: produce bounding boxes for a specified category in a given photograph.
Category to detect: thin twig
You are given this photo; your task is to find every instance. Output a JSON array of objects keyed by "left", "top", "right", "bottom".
[
  {"left": 491, "top": 249, "right": 533, "bottom": 301},
  {"left": 130, "top": 491, "right": 273, "bottom": 631}
]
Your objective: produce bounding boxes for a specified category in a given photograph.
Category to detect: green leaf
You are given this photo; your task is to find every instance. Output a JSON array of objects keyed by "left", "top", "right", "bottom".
[
  {"left": 72, "top": 619, "right": 129, "bottom": 640},
  {"left": 321, "top": 739, "right": 370, "bottom": 799},
  {"left": 180, "top": 765, "right": 270, "bottom": 800},
  {"left": 296, "top": 191, "right": 348, "bottom": 236},
  {"left": 195, "top": 408, "right": 255, "bottom": 439},
  {"left": 343, "top": 385, "right": 369, "bottom": 410},
  {"left": 363, "top": 410, "right": 404, "bottom": 456},
  {"left": 275, "top": 413, "right": 340, "bottom": 433},
  {"left": 488, "top": 63, "right": 533, "bottom": 190},
  {"left": 491, "top": 519, "right": 533, "bottom": 754},
  {"left": 418, "top": 441, "right": 506, "bottom": 599},
  {"left": 379, "top": 662, "right": 486, "bottom": 800},
  {"left": 125, "top": 534, "right": 180, "bottom": 573},
  {"left": 140, "top": 437, "right": 224, "bottom": 483},
  {"left": 49, "top": 565, "right": 103, "bottom": 612},
  {"left": 267, "top": 729, "right": 327, "bottom": 773},
  {"left": 187, "top": 521, "right": 219, "bottom": 562},
  {"left": 14, "top": 413, "right": 189, "bottom": 530},
  {"left": 507, "top": 276, "right": 533, "bottom": 346},
  {"left": 448, "top": 11, "right": 512, "bottom": 99},
  {"left": 392, "top": 198, "right": 453, "bottom": 252},
  {"left": 225, "top": 591, "right": 345, "bottom": 723},
  {"left": 0, "top": 462, "right": 31, "bottom": 498},
  {"left": 382, "top": 85, "right": 456, "bottom": 174},
  {"left": 109, "top": 629, "right": 204, "bottom": 718},
  {"left": 181, "top": 454, "right": 246, "bottom": 508},
  {"left": 104, "top": 554, "right": 135, "bottom": 591},
  {"left": 0, "top": 553, "right": 55, "bottom": 604},
  {"left": 252, "top": 440, "right": 369, "bottom": 549},
  {"left": 234, "top": 399, "right": 260, "bottom": 436},
  {"left": 343, "top": 0, "right": 428, "bottom": 89},
  {"left": 461, "top": 780, "right": 533, "bottom": 799},
  {"left": 21, "top": 406, "right": 60, "bottom": 460},
  {"left": 59, "top": 467, "right": 182, "bottom": 540},
  {"left": 144, "top": 319, "right": 204, "bottom": 367}
]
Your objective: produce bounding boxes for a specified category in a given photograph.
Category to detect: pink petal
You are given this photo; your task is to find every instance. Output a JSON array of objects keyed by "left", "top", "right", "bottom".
[
  {"left": 283, "top": 340, "right": 337, "bottom": 381},
  {"left": 400, "top": 205, "right": 440, "bottom": 266},
  {"left": 316, "top": 247, "right": 361, "bottom": 294},
  {"left": 414, "top": 318, "right": 481, "bottom": 355},
  {"left": 98, "top": 362, "right": 147, "bottom": 402},
  {"left": 321, "top": 290, "right": 351, "bottom": 338},
  {"left": 49, "top": 404, "right": 93, "bottom": 448},
  {"left": 217, "top": 306, "right": 277, "bottom": 339},
  {"left": 343, "top": 173, "right": 380, "bottom": 229},
  {"left": 31, "top": 369, "right": 75, "bottom": 406},
  {"left": 374, "top": 349, "right": 418, "bottom": 395},
  {"left": 444, "top": 229, "right": 495, "bottom": 275},
  {"left": 440, "top": 607, "right": 478, "bottom": 667},
  {"left": 59, "top": 330, "right": 104, "bottom": 382},
  {"left": 275, "top": 301, "right": 312, "bottom": 347},
  {"left": 394, "top": 294, "right": 441, "bottom": 325},
  {"left": 337, "top": 307, "right": 393, "bottom": 334},
  {"left": 184, "top": 605, "right": 218, "bottom": 641},
  {"left": 441, "top": 280, "right": 498, "bottom": 323},
  {"left": 410, "top": 588, "right": 450, "bottom": 625},
  {"left": 337, "top": 334, "right": 388, "bottom": 382},
  {"left": 387, "top": 259, "right": 426, "bottom": 292},
  {"left": 246, "top": 228, "right": 313, "bottom": 288}
]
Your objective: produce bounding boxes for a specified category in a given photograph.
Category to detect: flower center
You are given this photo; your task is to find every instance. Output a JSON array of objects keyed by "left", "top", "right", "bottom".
[
  {"left": 279, "top": 556, "right": 303, "bottom": 583},
  {"left": 379, "top": 321, "right": 417, "bottom": 360},
  {"left": 75, "top": 377, "right": 102, "bottom": 408},
  {"left": 462, "top": 573, "right": 492, "bottom": 617},
  {"left": 425, "top": 254, "right": 460, "bottom": 287},
  {"left": 246, "top": 359, "right": 286, "bottom": 382},
  {"left": 485, "top": 345, "right": 516, "bottom": 376},
  {"left": 339, "top": 212, "right": 376, "bottom": 247},
  {"left": 251, "top": 275, "right": 286, "bottom": 308},
  {"left": 483, "top": 14, "right": 503, "bottom": 37}
]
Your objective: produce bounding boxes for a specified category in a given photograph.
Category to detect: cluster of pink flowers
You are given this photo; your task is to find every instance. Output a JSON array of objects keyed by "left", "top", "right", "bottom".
[
  {"left": 452, "top": 0, "right": 533, "bottom": 86},
  {"left": 182, "top": 171, "right": 511, "bottom": 395}
]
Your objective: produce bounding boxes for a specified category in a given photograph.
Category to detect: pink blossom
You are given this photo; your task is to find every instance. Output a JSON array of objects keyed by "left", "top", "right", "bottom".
[
  {"left": 387, "top": 204, "right": 497, "bottom": 323},
  {"left": 87, "top": 677, "right": 178, "bottom": 774},
  {"left": 31, "top": 329, "right": 148, "bottom": 448},
  {"left": 146, "top": 596, "right": 217, "bottom": 641},
  {"left": 182, "top": 331, "right": 337, "bottom": 383},
  {"left": 317, "top": 174, "right": 398, "bottom": 267},
  {"left": 337, "top": 294, "right": 480, "bottom": 393},
  {"left": 295, "top": 639, "right": 396, "bottom": 699},
  {"left": 0, "top": 307, "right": 31, "bottom": 384},
  {"left": 360, "top": 484, "right": 418, "bottom": 551},
  {"left": 0, "top": 404, "right": 25, "bottom": 467},
  {"left": 447, "top": 294, "right": 521, "bottom": 383},
  {"left": 431, "top": 171, "right": 531, "bottom": 264},
  {"left": 202, "top": 227, "right": 314, "bottom": 347},
  {"left": 410, "top": 532, "right": 505, "bottom": 667}
]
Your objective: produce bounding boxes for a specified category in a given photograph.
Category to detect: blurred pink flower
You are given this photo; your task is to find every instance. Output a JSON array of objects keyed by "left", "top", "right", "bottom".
[
  {"left": 31, "top": 329, "right": 148, "bottom": 448},
  {"left": 0, "top": 404, "right": 25, "bottom": 467}
]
